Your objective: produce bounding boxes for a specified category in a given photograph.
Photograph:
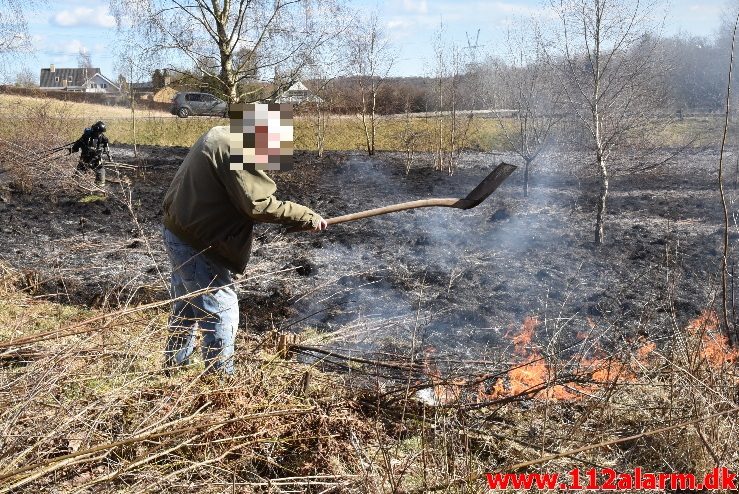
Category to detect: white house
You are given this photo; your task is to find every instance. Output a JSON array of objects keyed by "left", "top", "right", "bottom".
[
  {"left": 39, "top": 65, "right": 120, "bottom": 94},
  {"left": 274, "top": 81, "right": 323, "bottom": 104}
]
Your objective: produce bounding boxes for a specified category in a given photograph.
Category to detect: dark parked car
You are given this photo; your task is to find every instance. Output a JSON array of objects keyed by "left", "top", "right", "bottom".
[{"left": 171, "top": 92, "right": 227, "bottom": 118}]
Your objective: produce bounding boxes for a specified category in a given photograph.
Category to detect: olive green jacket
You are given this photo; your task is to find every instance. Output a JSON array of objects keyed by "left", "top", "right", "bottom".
[{"left": 163, "top": 126, "right": 319, "bottom": 273}]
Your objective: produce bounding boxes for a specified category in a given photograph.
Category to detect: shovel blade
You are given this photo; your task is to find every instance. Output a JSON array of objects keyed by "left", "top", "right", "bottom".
[{"left": 462, "top": 162, "right": 517, "bottom": 209}]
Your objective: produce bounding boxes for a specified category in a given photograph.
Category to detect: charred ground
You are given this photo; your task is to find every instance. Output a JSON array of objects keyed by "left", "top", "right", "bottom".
[{"left": 0, "top": 145, "right": 728, "bottom": 358}]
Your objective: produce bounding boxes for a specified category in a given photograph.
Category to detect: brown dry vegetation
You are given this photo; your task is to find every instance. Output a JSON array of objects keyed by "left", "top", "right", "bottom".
[
  {"left": 1, "top": 257, "right": 738, "bottom": 492},
  {"left": 1, "top": 93, "right": 724, "bottom": 153},
  {"left": 0, "top": 96, "right": 738, "bottom": 492}
]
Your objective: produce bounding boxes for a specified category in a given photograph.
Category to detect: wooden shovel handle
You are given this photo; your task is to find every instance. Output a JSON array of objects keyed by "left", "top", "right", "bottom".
[
  {"left": 287, "top": 162, "right": 516, "bottom": 233},
  {"left": 287, "top": 198, "right": 473, "bottom": 233}
]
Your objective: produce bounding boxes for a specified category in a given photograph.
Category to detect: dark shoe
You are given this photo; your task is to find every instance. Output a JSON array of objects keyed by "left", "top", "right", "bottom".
[{"left": 94, "top": 167, "right": 106, "bottom": 186}]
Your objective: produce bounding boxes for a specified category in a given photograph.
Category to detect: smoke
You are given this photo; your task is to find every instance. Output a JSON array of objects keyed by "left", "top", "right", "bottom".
[
  {"left": 283, "top": 143, "right": 723, "bottom": 368},
  {"left": 286, "top": 151, "right": 579, "bottom": 358}
]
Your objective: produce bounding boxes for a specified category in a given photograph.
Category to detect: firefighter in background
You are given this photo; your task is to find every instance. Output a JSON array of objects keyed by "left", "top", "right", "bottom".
[{"left": 71, "top": 121, "right": 110, "bottom": 186}]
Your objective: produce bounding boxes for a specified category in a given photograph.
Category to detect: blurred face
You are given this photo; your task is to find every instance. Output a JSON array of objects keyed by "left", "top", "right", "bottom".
[{"left": 228, "top": 103, "right": 293, "bottom": 171}]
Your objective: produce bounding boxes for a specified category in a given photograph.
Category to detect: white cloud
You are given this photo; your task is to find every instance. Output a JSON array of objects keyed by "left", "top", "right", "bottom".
[
  {"left": 63, "top": 39, "right": 87, "bottom": 55},
  {"left": 387, "top": 19, "right": 412, "bottom": 31},
  {"left": 51, "top": 7, "right": 116, "bottom": 28},
  {"left": 688, "top": 4, "right": 721, "bottom": 13},
  {"left": 42, "top": 39, "right": 90, "bottom": 56},
  {"left": 403, "top": 0, "right": 429, "bottom": 14},
  {"left": 429, "top": 1, "right": 555, "bottom": 22},
  {"left": 489, "top": 1, "right": 538, "bottom": 15}
]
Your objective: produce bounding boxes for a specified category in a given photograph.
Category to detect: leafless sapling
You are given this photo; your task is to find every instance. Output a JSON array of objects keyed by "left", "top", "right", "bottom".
[
  {"left": 543, "top": 0, "right": 666, "bottom": 244},
  {"left": 349, "top": 13, "right": 394, "bottom": 156},
  {"left": 488, "top": 25, "right": 561, "bottom": 197}
]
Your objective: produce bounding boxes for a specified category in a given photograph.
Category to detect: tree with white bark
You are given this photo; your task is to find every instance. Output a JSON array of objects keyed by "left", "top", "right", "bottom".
[
  {"left": 109, "top": 0, "right": 349, "bottom": 103},
  {"left": 348, "top": 13, "right": 394, "bottom": 156},
  {"left": 542, "top": 0, "right": 666, "bottom": 244},
  {"left": 0, "top": 0, "right": 44, "bottom": 78}
]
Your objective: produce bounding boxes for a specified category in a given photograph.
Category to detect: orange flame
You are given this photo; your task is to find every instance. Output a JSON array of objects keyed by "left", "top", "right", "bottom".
[
  {"left": 478, "top": 317, "right": 581, "bottom": 401},
  {"left": 422, "top": 347, "right": 465, "bottom": 405},
  {"left": 686, "top": 310, "right": 738, "bottom": 366},
  {"left": 508, "top": 316, "right": 538, "bottom": 355},
  {"left": 479, "top": 316, "right": 650, "bottom": 403},
  {"left": 432, "top": 310, "right": 738, "bottom": 407}
]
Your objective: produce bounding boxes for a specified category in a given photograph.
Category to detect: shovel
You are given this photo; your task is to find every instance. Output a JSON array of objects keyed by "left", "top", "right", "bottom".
[{"left": 288, "top": 162, "right": 517, "bottom": 232}]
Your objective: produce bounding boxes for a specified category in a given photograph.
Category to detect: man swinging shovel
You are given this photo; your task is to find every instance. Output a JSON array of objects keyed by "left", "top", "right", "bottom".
[{"left": 161, "top": 102, "right": 515, "bottom": 377}]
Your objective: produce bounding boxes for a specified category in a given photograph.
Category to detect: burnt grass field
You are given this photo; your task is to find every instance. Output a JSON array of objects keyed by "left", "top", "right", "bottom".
[{"left": 0, "top": 144, "right": 730, "bottom": 363}]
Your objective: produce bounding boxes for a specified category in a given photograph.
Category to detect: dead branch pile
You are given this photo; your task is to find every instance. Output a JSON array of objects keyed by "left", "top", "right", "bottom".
[
  {"left": 0, "top": 261, "right": 737, "bottom": 492},
  {"left": 0, "top": 100, "right": 82, "bottom": 194}
]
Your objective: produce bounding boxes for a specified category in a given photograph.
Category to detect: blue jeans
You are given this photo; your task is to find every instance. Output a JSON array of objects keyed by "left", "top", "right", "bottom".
[{"left": 163, "top": 227, "right": 238, "bottom": 374}]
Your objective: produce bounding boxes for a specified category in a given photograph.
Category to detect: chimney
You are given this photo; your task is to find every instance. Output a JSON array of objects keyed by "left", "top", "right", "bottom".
[{"left": 50, "top": 64, "right": 55, "bottom": 73}]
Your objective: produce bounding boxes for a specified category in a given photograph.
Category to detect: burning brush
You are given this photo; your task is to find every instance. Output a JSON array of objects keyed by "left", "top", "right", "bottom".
[{"left": 417, "top": 311, "right": 739, "bottom": 406}]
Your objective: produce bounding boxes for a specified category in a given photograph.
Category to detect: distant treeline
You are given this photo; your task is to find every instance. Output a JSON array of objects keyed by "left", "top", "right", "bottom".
[
  {"left": 5, "top": 28, "right": 732, "bottom": 118},
  {"left": 302, "top": 29, "right": 735, "bottom": 116}
]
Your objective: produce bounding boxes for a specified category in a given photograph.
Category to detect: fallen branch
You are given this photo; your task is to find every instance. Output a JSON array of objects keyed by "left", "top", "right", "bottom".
[
  {"left": 403, "top": 406, "right": 739, "bottom": 493},
  {"left": 0, "top": 407, "right": 314, "bottom": 491}
]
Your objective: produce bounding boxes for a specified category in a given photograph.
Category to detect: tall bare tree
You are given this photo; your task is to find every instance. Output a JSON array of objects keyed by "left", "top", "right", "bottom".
[
  {"left": 543, "top": 0, "right": 665, "bottom": 244},
  {"left": 114, "top": 35, "right": 160, "bottom": 157},
  {"left": 431, "top": 22, "right": 447, "bottom": 171},
  {"left": 306, "top": 72, "right": 337, "bottom": 158},
  {"left": 429, "top": 24, "right": 476, "bottom": 175},
  {"left": 13, "top": 67, "right": 36, "bottom": 88},
  {"left": 77, "top": 49, "right": 93, "bottom": 69},
  {"left": 0, "top": 0, "right": 44, "bottom": 78},
  {"left": 303, "top": 26, "right": 349, "bottom": 158},
  {"left": 349, "top": 13, "right": 394, "bottom": 156},
  {"left": 77, "top": 48, "right": 94, "bottom": 83},
  {"left": 109, "top": 0, "right": 349, "bottom": 103},
  {"left": 118, "top": 55, "right": 143, "bottom": 157},
  {"left": 490, "top": 27, "right": 561, "bottom": 197}
]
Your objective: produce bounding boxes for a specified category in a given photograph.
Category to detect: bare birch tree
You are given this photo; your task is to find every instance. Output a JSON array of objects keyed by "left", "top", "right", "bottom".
[
  {"left": 432, "top": 23, "right": 447, "bottom": 171},
  {"left": 447, "top": 43, "right": 461, "bottom": 174},
  {"left": 430, "top": 25, "right": 475, "bottom": 175},
  {"left": 109, "top": 0, "right": 349, "bottom": 103},
  {"left": 114, "top": 34, "right": 160, "bottom": 157},
  {"left": 491, "top": 27, "right": 561, "bottom": 197},
  {"left": 116, "top": 55, "right": 146, "bottom": 157},
  {"left": 543, "top": 0, "right": 665, "bottom": 244},
  {"left": 303, "top": 30, "right": 349, "bottom": 158},
  {"left": 77, "top": 49, "right": 93, "bottom": 69},
  {"left": 306, "top": 69, "right": 337, "bottom": 158},
  {"left": 349, "top": 13, "right": 394, "bottom": 156}
]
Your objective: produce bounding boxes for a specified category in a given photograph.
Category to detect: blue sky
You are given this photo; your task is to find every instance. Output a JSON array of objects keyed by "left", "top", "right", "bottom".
[
  {"left": 8, "top": 0, "right": 729, "bottom": 83},
  {"left": 374, "top": 0, "right": 729, "bottom": 74}
]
